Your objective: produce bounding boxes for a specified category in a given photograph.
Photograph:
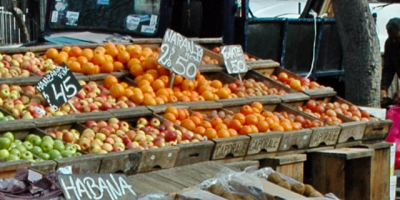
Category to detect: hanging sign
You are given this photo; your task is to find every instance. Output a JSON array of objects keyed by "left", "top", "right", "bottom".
[
  {"left": 221, "top": 45, "right": 248, "bottom": 74},
  {"left": 158, "top": 28, "right": 204, "bottom": 80},
  {"left": 58, "top": 174, "right": 137, "bottom": 200},
  {"left": 35, "top": 63, "right": 81, "bottom": 111}
]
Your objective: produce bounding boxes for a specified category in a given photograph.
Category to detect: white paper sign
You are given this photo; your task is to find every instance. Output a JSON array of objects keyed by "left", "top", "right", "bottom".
[
  {"left": 150, "top": 15, "right": 158, "bottom": 27},
  {"left": 141, "top": 25, "right": 155, "bottom": 34},
  {"left": 51, "top": 11, "right": 59, "bottom": 23}
]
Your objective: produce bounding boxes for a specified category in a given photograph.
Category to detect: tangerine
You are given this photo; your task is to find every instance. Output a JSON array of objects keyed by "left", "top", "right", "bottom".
[
  {"left": 204, "top": 128, "right": 217, "bottom": 139},
  {"left": 181, "top": 119, "right": 196, "bottom": 131},
  {"left": 143, "top": 97, "right": 157, "bottom": 105},
  {"left": 130, "top": 64, "right": 144, "bottom": 77},
  {"left": 217, "top": 129, "right": 230, "bottom": 138},
  {"left": 68, "top": 61, "right": 81, "bottom": 72},
  {"left": 109, "top": 83, "right": 125, "bottom": 98},
  {"left": 92, "top": 53, "right": 106, "bottom": 65},
  {"left": 117, "top": 51, "right": 130, "bottom": 63},
  {"left": 113, "top": 61, "right": 124, "bottom": 71},
  {"left": 77, "top": 56, "right": 88, "bottom": 66},
  {"left": 100, "top": 61, "right": 114, "bottom": 73},
  {"left": 239, "top": 125, "right": 253, "bottom": 135},
  {"left": 69, "top": 46, "right": 82, "bottom": 58},
  {"left": 165, "top": 106, "right": 179, "bottom": 117},
  {"left": 45, "top": 48, "right": 59, "bottom": 59},
  {"left": 82, "top": 48, "right": 94, "bottom": 61}
]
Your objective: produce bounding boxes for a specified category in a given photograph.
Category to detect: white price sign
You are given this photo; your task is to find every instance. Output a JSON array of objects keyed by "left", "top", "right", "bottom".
[{"left": 221, "top": 45, "right": 248, "bottom": 74}]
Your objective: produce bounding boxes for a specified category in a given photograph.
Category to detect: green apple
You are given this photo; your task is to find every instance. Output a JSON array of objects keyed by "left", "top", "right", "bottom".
[
  {"left": 40, "top": 140, "right": 53, "bottom": 152},
  {"left": 9, "top": 148, "right": 21, "bottom": 158},
  {"left": 65, "top": 144, "right": 77, "bottom": 154},
  {"left": 21, "top": 151, "right": 33, "bottom": 160},
  {"left": 29, "top": 135, "right": 42, "bottom": 146},
  {"left": 2, "top": 132, "right": 14, "bottom": 142},
  {"left": 38, "top": 152, "right": 50, "bottom": 160},
  {"left": 42, "top": 136, "right": 54, "bottom": 144},
  {"left": 0, "top": 149, "right": 9, "bottom": 159},
  {"left": 25, "top": 134, "right": 36, "bottom": 142},
  {"left": 22, "top": 141, "right": 33, "bottom": 150},
  {"left": 15, "top": 144, "right": 27, "bottom": 153},
  {"left": 6, "top": 116, "right": 15, "bottom": 121},
  {"left": 61, "top": 150, "right": 74, "bottom": 157},
  {"left": 48, "top": 149, "right": 62, "bottom": 160},
  {"left": 0, "top": 112, "right": 4, "bottom": 118},
  {"left": 13, "top": 139, "right": 22, "bottom": 145},
  {"left": 9, "top": 142, "right": 17, "bottom": 149},
  {"left": 6, "top": 154, "right": 19, "bottom": 162},
  {"left": 0, "top": 137, "right": 11, "bottom": 150},
  {"left": 54, "top": 140, "right": 65, "bottom": 152},
  {"left": 30, "top": 146, "right": 42, "bottom": 155}
]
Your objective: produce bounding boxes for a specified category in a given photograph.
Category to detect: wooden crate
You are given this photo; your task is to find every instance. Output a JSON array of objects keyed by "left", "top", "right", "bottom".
[
  {"left": 137, "top": 146, "right": 180, "bottom": 173},
  {"left": 55, "top": 153, "right": 105, "bottom": 174},
  {"left": 305, "top": 148, "right": 374, "bottom": 200},
  {"left": 259, "top": 154, "right": 307, "bottom": 182},
  {"left": 175, "top": 141, "right": 215, "bottom": 167},
  {"left": 30, "top": 160, "right": 57, "bottom": 174},
  {"left": 246, "top": 132, "right": 282, "bottom": 156},
  {"left": 211, "top": 136, "right": 250, "bottom": 160},
  {"left": 99, "top": 150, "right": 143, "bottom": 175},
  {"left": 0, "top": 160, "right": 31, "bottom": 180},
  {"left": 256, "top": 66, "right": 337, "bottom": 98}
]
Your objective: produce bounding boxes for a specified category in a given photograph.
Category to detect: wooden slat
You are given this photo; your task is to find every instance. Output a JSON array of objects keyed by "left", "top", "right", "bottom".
[
  {"left": 33, "top": 115, "right": 76, "bottom": 127},
  {"left": 211, "top": 135, "right": 250, "bottom": 160},
  {"left": 224, "top": 160, "right": 260, "bottom": 171},
  {"left": 216, "top": 98, "right": 252, "bottom": 107},
  {"left": 138, "top": 146, "right": 179, "bottom": 173},
  {"left": 247, "top": 132, "right": 282, "bottom": 155},
  {"left": 175, "top": 141, "right": 214, "bottom": 167},
  {"left": 309, "top": 125, "right": 341, "bottom": 147},
  {"left": 315, "top": 148, "right": 374, "bottom": 160},
  {"left": 73, "top": 111, "right": 114, "bottom": 123},
  {"left": 346, "top": 157, "right": 372, "bottom": 200},
  {"left": 278, "top": 129, "right": 312, "bottom": 151},
  {"left": 99, "top": 150, "right": 142, "bottom": 175},
  {"left": 108, "top": 107, "right": 153, "bottom": 119},
  {"left": 279, "top": 93, "right": 310, "bottom": 103},
  {"left": 55, "top": 154, "right": 105, "bottom": 174},
  {"left": 363, "top": 120, "right": 392, "bottom": 141},
  {"left": 30, "top": 160, "right": 57, "bottom": 174},
  {"left": 0, "top": 160, "right": 31, "bottom": 180},
  {"left": 246, "top": 96, "right": 281, "bottom": 105},
  {"left": 338, "top": 121, "right": 367, "bottom": 143}
]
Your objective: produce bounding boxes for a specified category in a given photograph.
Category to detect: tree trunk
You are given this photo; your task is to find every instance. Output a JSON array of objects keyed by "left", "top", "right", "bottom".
[
  {"left": 8, "top": 0, "right": 30, "bottom": 43},
  {"left": 331, "top": 0, "right": 381, "bottom": 107}
]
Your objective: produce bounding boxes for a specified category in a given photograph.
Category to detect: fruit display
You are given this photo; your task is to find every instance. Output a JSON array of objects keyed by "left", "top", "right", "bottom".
[
  {"left": 266, "top": 172, "right": 324, "bottom": 197},
  {"left": 47, "top": 117, "right": 203, "bottom": 154},
  {"left": 211, "top": 46, "right": 259, "bottom": 62},
  {"left": 0, "top": 110, "right": 16, "bottom": 122},
  {"left": 163, "top": 103, "right": 325, "bottom": 140},
  {"left": 201, "top": 55, "right": 220, "bottom": 65},
  {"left": 263, "top": 71, "right": 329, "bottom": 92},
  {"left": 0, "top": 131, "right": 81, "bottom": 162},
  {"left": 295, "top": 99, "right": 379, "bottom": 124}
]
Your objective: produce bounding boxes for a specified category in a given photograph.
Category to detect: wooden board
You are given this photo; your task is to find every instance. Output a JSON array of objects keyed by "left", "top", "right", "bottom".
[
  {"left": 30, "top": 160, "right": 57, "bottom": 174},
  {"left": 198, "top": 65, "right": 224, "bottom": 73},
  {"left": 181, "top": 101, "right": 224, "bottom": 110},
  {"left": 99, "top": 150, "right": 143, "bottom": 175},
  {"left": 245, "top": 152, "right": 277, "bottom": 160},
  {"left": 216, "top": 97, "right": 252, "bottom": 107},
  {"left": 33, "top": 115, "right": 76, "bottom": 127},
  {"left": 175, "top": 141, "right": 215, "bottom": 167},
  {"left": 147, "top": 103, "right": 189, "bottom": 114},
  {"left": 338, "top": 121, "right": 367, "bottom": 143},
  {"left": 0, "top": 120, "right": 36, "bottom": 132},
  {"left": 55, "top": 154, "right": 105, "bottom": 174},
  {"left": 309, "top": 125, "right": 341, "bottom": 147},
  {"left": 108, "top": 107, "right": 153, "bottom": 119},
  {"left": 137, "top": 146, "right": 180, "bottom": 173},
  {"left": 302, "top": 88, "right": 337, "bottom": 99},
  {"left": 0, "top": 160, "right": 31, "bottom": 180},
  {"left": 279, "top": 93, "right": 310, "bottom": 103},
  {"left": 247, "top": 132, "right": 283, "bottom": 155},
  {"left": 363, "top": 120, "right": 392, "bottom": 141},
  {"left": 249, "top": 61, "right": 281, "bottom": 69},
  {"left": 246, "top": 95, "right": 281, "bottom": 105},
  {"left": 0, "top": 76, "right": 42, "bottom": 86},
  {"left": 211, "top": 135, "right": 250, "bottom": 160},
  {"left": 336, "top": 141, "right": 362, "bottom": 148},
  {"left": 259, "top": 154, "right": 307, "bottom": 182},
  {"left": 73, "top": 111, "right": 114, "bottom": 123},
  {"left": 279, "top": 129, "right": 313, "bottom": 151}
]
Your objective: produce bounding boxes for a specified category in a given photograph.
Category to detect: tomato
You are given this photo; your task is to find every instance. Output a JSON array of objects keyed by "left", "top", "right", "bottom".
[
  {"left": 314, "top": 105, "right": 325, "bottom": 114},
  {"left": 306, "top": 100, "right": 317, "bottom": 110}
]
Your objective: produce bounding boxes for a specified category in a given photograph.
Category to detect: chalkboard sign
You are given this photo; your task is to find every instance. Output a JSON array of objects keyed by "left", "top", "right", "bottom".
[
  {"left": 58, "top": 174, "right": 137, "bottom": 200},
  {"left": 35, "top": 63, "right": 82, "bottom": 111},
  {"left": 158, "top": 28, "right": 204, "bottom": 80},
  {"left": 221, "top": 45, "right": 248, "bottom": 74}
]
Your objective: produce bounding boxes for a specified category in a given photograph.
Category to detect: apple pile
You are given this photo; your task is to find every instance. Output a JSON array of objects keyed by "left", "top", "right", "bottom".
[
  {"left": 265, "top": 72, "right": 329, "bottom": 92},
  {"left": 211, "top": 46, "right": 258, "bottom": 61},
  {"left": 0, "top": 132, "right": 80, "bottom": 162},
  {"left": 200, "top": 55, "right": 220, "bottom": 65},
  {"left": 0, "top": 52, "right": 56, "bottom": 77},
  {"left": 48, "top": 117, "right": 202, "bottom": 154},
  {"left": 163, "top": 104, "right": 325, "bottom": 140}
]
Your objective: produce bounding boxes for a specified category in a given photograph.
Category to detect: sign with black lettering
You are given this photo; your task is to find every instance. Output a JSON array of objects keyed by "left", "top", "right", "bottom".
[
  {"left": 221, "top": 45, "right": 248, "bottom": 74},
  {"left": 35, "top": 63, "right": 81, "bottom": 111},
  {"left": 158, "top": 28, "right": 204, "bottom": 80},
  {"left": 58, "top": 174, "right": 137, "bottom": 200}
]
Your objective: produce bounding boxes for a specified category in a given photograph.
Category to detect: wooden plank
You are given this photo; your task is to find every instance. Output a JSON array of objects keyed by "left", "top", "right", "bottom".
[
  {"left": 247, "top": 132, "right": 282, "bottom": 155},
  {"left": 249, "top": 61, "right": 281, "bottom": 69},
  {"left": 33, "top": 115, "right": 77, "bottom": 127},
  {"left": 154, "top": 168, "right": 201, "bottom": 187},
  {"left": 246, "top": 96, "right": 281, "bottom": 105},
  {"left": 346, "top": 157, "right": 372, "bottom": 200},
  {"left": 136, "top": 172, "right": 185, "bottom": 194},
  {"left": 30, "top": 160, "right": 57, "bottom": 174},
  {"left": 215, "top": 157, "right": 244, "bottom": 163},
  {"left": 198, "top": 64, "right": 224, "bottom": 73},
  {"left": 0, "top": 120, "right": 36, "bottom": 132},
  {"left": 277, "top": 149, "right": 306, "bottom": 156},
  {"left": 363, "top": 120, "right": 392, "bottom": 141},
  {"left": 305, "top": 146, "right": 334, "bottom": 153},
  {"left": 292, "top": 162, "right": 304, "bottom": 182},
  {"left": 55, "top": 154, "right": 105, "bottom": 174},
  {"left": 108, "top": 107, "right": 153, "bottom": 119},
  {"left": 309, "top": 125, "right": 341, "bottom": 147},
  {"left": 338, "top": 121, "right": 367, "bottom": 143},
  {"left": 336, "top": 141, "right": 362, "bottom": 149},
  {"left": 0, "top": 160, "right": 31, "bottom": 180},
  {"left": 138, "top": 146, "right": 179, "bottom": 173},
  {"left": 74, "top": 111, "right": 114, "bottom": 123},
  {"left": 279, "top": 93, "right": 311, "bottom": 103},
  {"left": 315, "top": 148, "right": 374, "bottom": 160},
  {"left": 370, "top": 147, "right": 390, "bottom": 200},
  {"left": 211, "top": 135, "right": 250, "bottom": 160},
  {"left": 129, "top": 174, "right": 168, "bottom": 195},
  {"left": 99, "top": 150, "right": 142, "bottom": 175},
  {"left": 175, "top": 141, "right": 214, "bottom": 167},
  {"left": 278, "top": 129, "right": 312, "bottom": 151},
  {"left": 302, "top": 88, "right": 337, "bottom": 99},
  {"left": 261, "top": 154, "right": 307, "bottom": 166},
  {"left": 184, "top": 101, "right": 224, "bottom": 110},
  {"left": 0, "top": 76, "right": 41, "bottom": 86},
  {"left": 216, "top": 98, "right": 252, "bottom": 107},
  {"left": 245, "top": 152, "right": 277, "bottom": 160}
]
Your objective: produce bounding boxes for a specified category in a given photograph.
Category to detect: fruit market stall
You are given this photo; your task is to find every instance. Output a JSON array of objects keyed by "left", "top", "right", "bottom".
[{"left": 0, "top": 35, "right": 393, "bottom": 200}]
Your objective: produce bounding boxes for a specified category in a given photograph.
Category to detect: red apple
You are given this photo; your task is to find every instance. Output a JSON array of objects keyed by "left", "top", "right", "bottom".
[
  {"left": 150, "top": 117, "right": 161, "bottom": 128},
  {"left": 137, "top": 117, "right": 148, "bottom": 126},
  {"left": 182, "top": 131, "right": 195, "bottom": 141},
  {"left": 97, "top": 120, "right": 108, "bottom": 128},
  {"left": 104, "top": 137, "right": 115, "bottom": 145},
  {"left": 63, "top": 131, "right": 75, "bottom": 143},
  {"left": 86, "top": 121, "right": 98, "bottom": 128},
  {"left": 126, "top": 141, "right": 139, "bottom": 150},
  {"left": 165, "top": 130, "right": 178, "bottom": 142},
  {"left": 126, "top": 130, "right": 137, "bottom": 141}
]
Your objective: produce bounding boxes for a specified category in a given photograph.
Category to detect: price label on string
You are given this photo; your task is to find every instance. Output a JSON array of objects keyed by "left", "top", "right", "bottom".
[
  {"left": 221, "top": 45, "right": 248, "bottom": 75},
  {"left": 35, "top": 63, "right": 82, "bottom": 111},
  {"left": 158, "top": 28, "right": 204, "bottom": 80}
]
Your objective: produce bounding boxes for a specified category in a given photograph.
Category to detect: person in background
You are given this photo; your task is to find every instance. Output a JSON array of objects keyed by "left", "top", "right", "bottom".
[{"left": 381, "top": 17, "right": 400, "bottom": 107}]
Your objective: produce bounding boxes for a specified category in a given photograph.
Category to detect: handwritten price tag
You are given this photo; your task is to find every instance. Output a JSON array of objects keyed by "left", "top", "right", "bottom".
[
  {"left": 35, "top": 63, "right": 82, "bottom": 111},
  {"left": 158, "top": 29, "right": 204, "bottom": 80},
  {"left": 221, "top": 45, "right": 248, "bottom": 74}
]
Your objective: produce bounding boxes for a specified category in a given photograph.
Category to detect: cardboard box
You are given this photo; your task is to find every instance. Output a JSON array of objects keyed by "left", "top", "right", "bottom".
[{"left": 390, "top": 176, "right": 396, "bottom": 200}]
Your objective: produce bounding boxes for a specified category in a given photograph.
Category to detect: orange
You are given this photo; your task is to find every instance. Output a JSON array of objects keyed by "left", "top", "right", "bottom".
[
  {"left": 257, "top": 120, "right": 270, "bottom": 132},
  {"left": 217, "top": 87, "right": 231, "bottom": 99},
  {"left": 131, "top": 93, "right": 144, "bottom": 105},
  {"left": 127, "top": 58, "right": 141, "bottom": 69},
  {"left": 151, "top": 79, "right": 165, "bottom": 91},
  {"left": 210, "top": 117, "right": 223, "bottom": 128},
  {"left": 69, "top": 46, "right": 82, "bottom": 58},
  {"left": 156, "top": 88, "right": 170, "bottom": 97},
  {"left": 104, "top": 54, "right": 114, "bottom": 63},
  {"left": 143, "top": 97, "right": 157, "bottom": 105},
  {"left": 81, "top": 62, "right": 96, "bottom": 75},
  {"left": 210, "top": 80, "right": 223, "bottom": 89},
  {"left": 109, "top": 83, "right": 125, "bottom": 98},
  {"left": 138, "top": 80, "right": 151, "bottom": 87},
  {"left": 217, "top": 129, "right": 230, "bottom": 138},
  {"left": 239, "top": 125, "right": 253, "bottom": 135},
  {"left": 177, "top": 109, "right": 187, "bottom": 121},
  {"left": 272, "top": 125, "right": 284, "bottom": 132},
  {"left": 144, "top": 56, "right": 158, "bottom": 70},
  {"left": 201, "top": 121, "right": 212, "bottom": 129},
  {"left": 105, "top": 47, "right": 119, "bottom": 58},
  {"left": 228, "top": 129, "right": 238, "bottom": 137},
  {"left": 68, "top": 61, "right": 81, "bottom": 72},
  {"left": 146, "top": 69, "right": 159, "bottom": 79},
  {"left": 173, "top": 75, "right": 184, "bottom": 86},
  {"left": 194, "top": 126, "right": 206, "bottom": 135},
  {"left": 76, "top": 56, "right": 88, "bottom": 66},
  {"left": 61, "top": 46, "right": 71, "bottom": 54},
  {"left": 201, "top": 91, "right": 214, "bottom": 101},
  {"left": 120, "top": 82, "right": 129, "bottom": 89},
  {"left": 117, "top": 51, "right": 130, "bottom": 63},
  {"left": 140, "top": 85, "right": 153, "bottom": 94},
  {"left": 92, "top": 53, "right": 106, "bottom": 65},
  {"left": 45, "top": 48, "right": 59, "bottom": 59},
  {"left": 215, "top": 123, "right": 228, "bottom": 131},
  {"left": 165, "top": 106, "right": 179, "bottom": 117},
  {"left": 250, "top": 125, "right": 259, "bottom": 133},
  {"left": 128, "top": 45, "right": 143, "bottom": 58},
  {"left": 142, "top": 73, "right": 154, "bottom": 83},
  {"left": 113, "top": 61, "right": 124, "bottom": 71},
  {"left": 100, "top": 61, "right": 114, "bottom": 73},
  {"left": 82, "top": 48, "right": 94, "bottom": 61},
  {"left": 130, "top": 64, "right": 144, "bottom": 77},
  {"left": 158, "top": 66, "right": 171, "bottom": 76},
  {"left": 251, "top": 101, "right": 264, "bottom": 112},
  {"left": 181, "top": 79, "right": 195, "bottom": 91},
  {"left": 280, "top": 121, "right": 293, "bottom": 131},
  {"left": 190, "top": 116, "right": 202, "bottom": 126},
  {"left": 116, "top": 44, "right": 126, "bottom": 52},
  {"left": 104, "top": 42, "right": 116, "bottom": 49},
  {"left": 191, "top": 112, "right": 204, "bottom": 121},
  {"left": 179, "top": 95, "right": 190, "bottom": 102},
  {"left": 240, "top": 105, "right": 254, "bottom": 115},
  {"left": 204, "top": 128, "right": 217, "bottom": 139},
  {"left": 94, "top": 46, "right": 106, "bottom": 54},
  {"left": 124, "top": 88, "right": 134, "bottom": 98},
  {"left": 54, "top": 53, "right": 68, "bottom": 64},
  {"left": 104, "top": 75, "right": 119, "bottom": 89},
  {"left": 232, "top": 113, "right": 246, "bottom": 124},
  {"left": 228, "top": 119, "right": 243, "bottom": 130},
  {"left": 181, "top": 119, "right": 196, "bottom": 131},
  {"left": 245, "top": 114, "right": 259, "bottom": 125}
]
